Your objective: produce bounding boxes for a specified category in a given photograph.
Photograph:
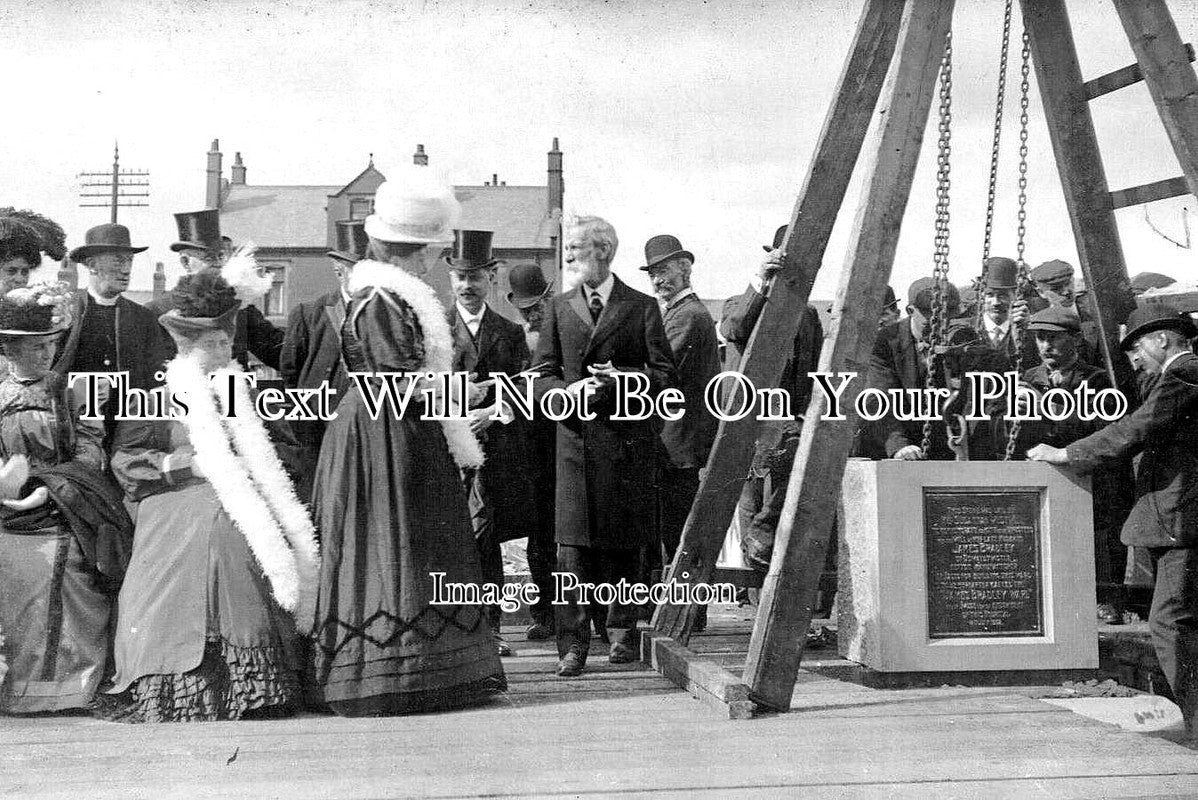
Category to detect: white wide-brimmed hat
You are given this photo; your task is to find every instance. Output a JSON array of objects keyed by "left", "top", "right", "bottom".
[{"left": 364, "top": 165, "right": 461, "bottom": 244}]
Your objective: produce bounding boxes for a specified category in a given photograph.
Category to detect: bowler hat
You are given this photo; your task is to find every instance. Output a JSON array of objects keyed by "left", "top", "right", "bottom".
[
  {"left": 68, "top": 223, "right": 148, "bottom": 262},
  {"left": 365, "top": 166, "right": 460, "bottom": 244},
  {"left": 1029, "top": 259, "right": 1074, "bottom": 284},
  {"left": 327, "top": 219, "right": 369, "bottom": 265},
  {"left": 762, "top": 224, "right": 788, "bottom": 253},
  {"left": 1130, "top": 271, "right": 1176, "bottom": 294},
  {"left": 882, "top": 284, "right": 899, "bottom": 310},
  {"left": 170, "top": 210, "right": 222, "bottom": 254},
  {"left": 983, "top": 256, "right": 1019, "bottom": 290},
  {"left": 908, "top": 277, "right": 960, "bottom": 316},
  {"left": 507, "top": 262, "right": 552, "bottom": 309},
  {"left": 1119, "top": 307, "right": 1198, "bottom": 350},
  {"left": 1027, "top": 305, "right": 1081, "bottom": 334},
  {"left": 640, "top": 234, "right": 694, "bottom": 271},
  {"left": 444, "top": 230, "right": 502, "bottom": 271}
]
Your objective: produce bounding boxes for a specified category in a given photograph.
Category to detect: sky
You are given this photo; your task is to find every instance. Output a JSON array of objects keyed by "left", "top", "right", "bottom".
[{"left": 1, "top": 0, "right": 1195, "bottom": 302}]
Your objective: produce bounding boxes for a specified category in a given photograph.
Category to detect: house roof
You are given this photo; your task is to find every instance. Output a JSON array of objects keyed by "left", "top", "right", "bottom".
[{"left": 219, "top": 179, "right": 555, "bottom": 251}]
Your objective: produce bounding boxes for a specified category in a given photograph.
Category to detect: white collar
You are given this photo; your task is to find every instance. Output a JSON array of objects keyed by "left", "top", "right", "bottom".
[
  {"left": 583, "top": 272, "right": 615, "bottom": 305},
  {"left": 983, "top": 315, "right": 1010, "bottom": 337},
  {"left": 87, "top": 287, "right": 119, "bottom": 307},
  {"left": 663, "top": 287, "right": 695, "bottom": 310},
  {"left": 456, "top": 301, "right": 486, "bottom": 327}
]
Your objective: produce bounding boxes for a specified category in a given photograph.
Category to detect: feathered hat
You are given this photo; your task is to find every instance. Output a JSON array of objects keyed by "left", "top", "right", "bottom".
[
  {"left": 0, "top": 284, "right": 74, "bottom": 338},
  {"left": 159, "top": 268, "right": 241, "bottom": 344}
]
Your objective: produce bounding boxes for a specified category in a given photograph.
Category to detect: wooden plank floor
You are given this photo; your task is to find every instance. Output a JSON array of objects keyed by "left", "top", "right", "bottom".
[{"left": 2, "top": 607, "right": 1196, "bottom": 799}]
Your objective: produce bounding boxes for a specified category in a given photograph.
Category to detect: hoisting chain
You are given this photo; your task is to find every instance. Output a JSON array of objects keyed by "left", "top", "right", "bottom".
[
  {"left": 977, "top": 0, "right": 1013, "bottom": 333},
  {"left": 922, "top": 29, "right": 953, "bottom": 458},
  {"left": 1004, "top": 24, "right": 1033, "bottom": 462}
]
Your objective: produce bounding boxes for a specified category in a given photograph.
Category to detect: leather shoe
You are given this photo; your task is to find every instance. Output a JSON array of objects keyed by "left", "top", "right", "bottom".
[
  {"left": 494, "top": 633, "right": 513, "bottom": 657},
  {"left": 608, "top": 643, "right": 638, "bottom": 664},
  {"left": 525, "top": 621, "right": 553, "bottom": 641},
  {"left": 557, "top": 652, "right": 586, "bottom": 677}
]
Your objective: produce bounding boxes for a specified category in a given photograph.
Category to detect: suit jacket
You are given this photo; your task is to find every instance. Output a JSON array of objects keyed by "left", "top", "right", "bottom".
[
  {"left": 719, "top": 285, "right": 823, "bottom": 473},
  {"left": 660, "top": 292, "right": 721, "bottom": 469},
  {"left": 54, "top": 292, "right": 167, "bottom": 392},
  {"left": 149, "top": 294, "right": 284, "bottom": 371},
  {"left": 532, "top": 275, "right": 676, "bottom": 548},
  {"left": 1068, "top": 352, "right": 1198, "bottom": 547},
  {"left": 280, "top": 291, "right": 350, "bottom": 402},
  {"left": 452, "top": 304, "right": 537, "bottom": 542}
]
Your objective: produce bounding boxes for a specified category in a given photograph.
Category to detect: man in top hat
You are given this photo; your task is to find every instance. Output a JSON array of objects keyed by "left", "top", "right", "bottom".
[
  {"left": 148, "top": 210, "right": 284, "bottom": 371},
  {"left": 505, "top": 262, "right": 558, "bottom": 640},
  {"left": 54, "top": 223, "right": 169, "bottom": 448},
  {"left": 641, "top": 234, "right": 720, "bottom": 574},
  {"left": 531, "top": 214, "right": 675, "bottom": 676},
  {"left": 1030, "top": 308, "right": 1198, "bottom": 739},
  {"left": 448, "top": 230, "right": 539, "bottom": 657},
  {"left": 279, "top": 219, "right": 368, "bottom": 502},
  {"left": 720, "top": 224, "right": 824, "bottom": 575}
]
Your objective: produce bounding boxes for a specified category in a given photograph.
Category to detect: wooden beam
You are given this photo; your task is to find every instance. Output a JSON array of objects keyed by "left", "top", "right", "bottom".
[
  {"left": 640, "top": 631, "right": 755, "bottom": 720},
  {"left": 1083, "top": 42, "right": 1195, "bottom": 100},
  {"left": 1114, "top": 0, "right": 1198, "bottom": 203},
  {"left": 1021, "top": 0, "right": 1138, "bottom": 397},
  {"left": 742, "top": 0, "right": 955, "bottom": 713},
  {"left": 650, "top": 0, "right": 907, "bottom": 643},
  {"left": 1110, "top": 175, "right": 1190, "bottom": 209}
]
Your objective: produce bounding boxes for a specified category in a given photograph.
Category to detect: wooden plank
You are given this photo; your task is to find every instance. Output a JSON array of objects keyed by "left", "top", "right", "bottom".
[
  {"left": 1110, "top": 174, "right": 1190, "bottom": 208},
  {"left": 1114, "top": 0, "right": 1198, "bottom": 203},
  {"left": 1083, "top": 42, "right": 1195, "bottom": 99},
  {"left": 641, "top": 630, "right": 756, "bottom": 719},
  {"left": 1020, "top": 0, "right": 1138, "bottom": 396},
  {"left": 651, "top": 0, "right": 906, "bottom": 643},
  {"left": 743, "top": 0, "right": 955, "bottom": 713}
]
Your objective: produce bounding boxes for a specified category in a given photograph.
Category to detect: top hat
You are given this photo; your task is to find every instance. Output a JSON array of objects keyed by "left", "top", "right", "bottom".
[
  {"left": 983, "top": 257, "right": 1019, "bottom": 290},
  {"left": 327, "top": 220, "right": 370, "bottom": 265},
  {"left": 364, "top": 166, "right": 460, "bottom": 244},
  {"left": 640, "top": 234, "right": 694, "bottom": 271},
  {"left": 1029, "top": 259, "right": 1074, "bottom": 285},
  {"left": 762, "top": 224, "right": 788, "bottom": 253},
  {"left": 1027, "top": 305, "right": 1081, "bottom": 334},
  {"left": 68, "top": 223, "right": 148, "bottom": 262},
  {"left": 1130, "top": 271, "right": 1177, "bottom": 294},
  {"left": 507, "top": 262, "right": 552, "bottom": 309},
  {"left": 170, "top": 210, "right": 222, "bottom": 254},
  {"left": 908, "top": 277, "right": 961, "bottom": 316},
  {"left": 1119, "top": 307, "right": 1198, "bottom": 350},
  {"left": 444, "top": 230, "right": 502, "bottom": 271}
]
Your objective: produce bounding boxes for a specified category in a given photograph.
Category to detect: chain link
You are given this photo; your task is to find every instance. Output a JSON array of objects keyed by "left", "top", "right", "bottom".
[
  {"left": 922, "top": 29, "right": 953, "bottom": 458},
  {"left": 978, "top": 0, "right": 1013, "bottom": 333},
  {"left": 1004, "top": 25, "right": 1033, "bottom": 462}
]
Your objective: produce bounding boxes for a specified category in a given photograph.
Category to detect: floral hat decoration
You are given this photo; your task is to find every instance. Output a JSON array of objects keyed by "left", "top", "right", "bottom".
[{"left": 0, "top": 283, "right": 74, "bottom": 338}]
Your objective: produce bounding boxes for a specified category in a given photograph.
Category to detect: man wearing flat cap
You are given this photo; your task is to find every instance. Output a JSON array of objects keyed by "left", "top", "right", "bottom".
[
  {"left": 1029, "top": 259, "right": 1101, "bottom": 366},
  {"left": 279, "top": 219, "right": 367, "bottom": 501},
  {"left": 1131, "top": 272, "right": 1177, "bottom": 296},
  {"left": 721, "top": 224, "right": 824, "bottom": 575},
  {"left": 448, "top": 230, "right": 537, "bottom": 657},
  {"left": 55, "top": 223, "right": 169, "bottom": 449},
  {"left": 1030, "top": 309, "right": 1198, "bottom": 739}
]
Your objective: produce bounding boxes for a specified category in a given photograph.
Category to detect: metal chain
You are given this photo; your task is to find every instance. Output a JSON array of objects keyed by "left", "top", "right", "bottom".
[
  {"left": 922, "top": 29, "right": 953, "bottom": 458},
  {"left": 1004, "top": 25, "right": 1033, "bottom": 462},
  {"left": 978, "top": 0, "right": 1014, "bottom": 333}
]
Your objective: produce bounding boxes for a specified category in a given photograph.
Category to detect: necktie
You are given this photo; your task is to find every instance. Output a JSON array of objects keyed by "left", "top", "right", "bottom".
[
  {"left": 1050, "top": 370, "right": 1064, "bottom": 387},
  {"left": 990, "top": 328, "right": 1004, "bottom": 348},
  {"left": 589, "top": 291, "right": 603, "bottom": 323}
]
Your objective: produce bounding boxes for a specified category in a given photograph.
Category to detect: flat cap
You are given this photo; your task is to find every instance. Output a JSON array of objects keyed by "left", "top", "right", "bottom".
[
  {"left": 1027, "top": 305, "right": 1081, "bottom": 334},
  {"left": 1130, "top": 271, "right": 1176, "bottom": 294},
  {"left": 1029, "top": 259, "right": 1074, "bottom": 284},
  {"left": 908, "top": 277, "right": 960, "bottom": 315}
]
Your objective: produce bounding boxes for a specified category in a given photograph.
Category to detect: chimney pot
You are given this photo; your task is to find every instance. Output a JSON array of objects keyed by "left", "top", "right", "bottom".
[
  {"left": 413, "top": 144, "right": 428, "bottom": 166},
  {"left": 492, "top": 173, "right": 498, "bottom": 186}
]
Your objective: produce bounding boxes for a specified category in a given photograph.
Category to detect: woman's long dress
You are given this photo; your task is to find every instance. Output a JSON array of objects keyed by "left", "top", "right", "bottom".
[
  {"left": 311, "top": 284, "right": 506, "bottom": 716},
  {"left": 0, "top": 374, "right": 112, "bottom": 713},
  {"left": 105, "top": 419, "right": 301, "bottom": 721}
]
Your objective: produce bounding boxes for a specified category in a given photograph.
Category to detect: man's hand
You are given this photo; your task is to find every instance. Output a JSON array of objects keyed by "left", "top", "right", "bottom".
[
  {"left": 466, "top": 376, "right": 490, "bottom": 408},
  {"left": 2, "top": 485, "right": 48, "bottom": 511},
  {"left": 1026, "top": 443, "right": 1069, "bottom": 464},
  {"left": 1010, "top": 298, "right": 1029, "bottom": 327},
  {"left": 586, "top": 361, "right": 618, "bottom": 386},
  {"left": 567, "top": 377, "right": 597, "bottom": 399},
  {"left": 756, "top": 250, "right": 784, "bottom": 284},
  {"left": 893, "top": 445, "right": 925, "bottom": 461}
]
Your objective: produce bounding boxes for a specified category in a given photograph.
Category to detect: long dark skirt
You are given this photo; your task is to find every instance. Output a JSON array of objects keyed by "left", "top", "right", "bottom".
[{"left": 310, "top": 392, "right": 505, "bottom": 716}]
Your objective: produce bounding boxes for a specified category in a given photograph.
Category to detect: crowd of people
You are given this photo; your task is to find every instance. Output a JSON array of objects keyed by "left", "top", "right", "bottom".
[{"left": 0, "top": 162, "right": 1193, "bottom": 738}]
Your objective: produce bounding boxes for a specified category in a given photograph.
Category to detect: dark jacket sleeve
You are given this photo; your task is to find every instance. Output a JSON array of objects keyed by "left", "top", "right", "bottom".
[
  {"left": 531, "top": 297, "right": 568, "bottom": 398},
  {"left": 867, "top": 328, "right": 913, "bottom": 457},
  {"left": 244, "top": 304, "right": 284, "bottom": 371},
  {"left": 643, "top": 300, "right": 677, "bottom": 397},
  {"left": 279, "top": 303, "right": 311, "bottom": 390},
  {"left": 719, "top": 286, "right": 766, "bottom": 348},
  {"left": 109, "top": 420, "right": 200, "bottom": 502}
]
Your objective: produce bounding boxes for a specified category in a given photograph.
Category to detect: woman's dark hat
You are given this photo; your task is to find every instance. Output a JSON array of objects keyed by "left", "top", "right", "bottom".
[
  {"left": 0, "top": 292, "right": 69, "bottom": 338},
  {"left": 507, "top": 263, "right": 552, "bottom": 309},
  {"left": 1119, "top": 307, "right": 1198, "bottom": 350},
  {"left": 170, "top": 210, "right": 222, "bottom": 254},
  {"left": 640, "top": 234, "right": 694, "bottom": 271},
  {"left": 328, "top": 220, "right": 369, "bottom": 265},
  {"left": 444, "top": 230, "right": 502, "bottom": 271},
  {"left": 762, "top": 224, "right": 788, "bottom": 253},
  {"left": 159, "top": 305, "right": 241, "bottom": 343},
  {"left": 68, "top": 223, "right": 148, "bottom": 262}
]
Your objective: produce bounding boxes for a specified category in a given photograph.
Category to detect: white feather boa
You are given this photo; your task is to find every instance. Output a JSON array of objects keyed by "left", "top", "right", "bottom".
[
  {"left": 348, "top": 260, "right": 485, "bottom": 469},
  {"left": 165, "top": 354, "right": 320, "bottom": 632}
]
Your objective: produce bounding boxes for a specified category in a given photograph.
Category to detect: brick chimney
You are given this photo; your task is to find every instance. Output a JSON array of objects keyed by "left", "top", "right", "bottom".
[
  {"left": 413, "top": 144, "right": 428, "bottom": 166},
  {"left": 205, "top": 139, "right": 223, "bottom": 209},
  {"left": 548, "top": 137, "right": 564, "bottom": 214},
  {"left": 231, "top": 152, "right": 247, "bottom": 185},
  {"left": 152, "top": 261, "right": 166, "bottom": 298}
]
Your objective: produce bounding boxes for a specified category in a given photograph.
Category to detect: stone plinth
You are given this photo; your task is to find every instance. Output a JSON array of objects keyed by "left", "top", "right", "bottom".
[{"left": 838, "top": 459, "right": 1098, "bottom": 673}]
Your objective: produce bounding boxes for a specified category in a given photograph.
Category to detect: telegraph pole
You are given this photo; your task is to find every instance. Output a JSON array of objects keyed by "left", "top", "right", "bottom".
[{"left": 77, "top": 142, "right": 149, "bottom": 223}]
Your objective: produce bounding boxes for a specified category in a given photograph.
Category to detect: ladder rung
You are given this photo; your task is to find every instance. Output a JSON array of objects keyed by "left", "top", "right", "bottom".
[
  {"left": 1109, "top": 176, "right": 1190, "bottom": 209},
  {"left": 1085, "top": 42, "right": 1195, "bottom": 100}
]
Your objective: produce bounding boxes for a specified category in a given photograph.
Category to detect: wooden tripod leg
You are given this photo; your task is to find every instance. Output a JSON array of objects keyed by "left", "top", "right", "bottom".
[
  {"left": 1113, "top": 0, "right": 1198, "bottom": 200},
  {"left": 1020, "top": 0, "right": 1137, "bottom": 395},
  {"left": 743, "top": 0, "right": 956, "bottom": 713},
  {"left": 651, "top": 0, "right": 906, "bottom": 645}
]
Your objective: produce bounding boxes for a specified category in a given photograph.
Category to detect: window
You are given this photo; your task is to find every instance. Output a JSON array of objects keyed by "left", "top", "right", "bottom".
[
  {"left": 349, "top": 197, "right": 373, "bottom": 220},
  {"left": 262, "top": 264, "right": 287, "bottom": 317}
]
